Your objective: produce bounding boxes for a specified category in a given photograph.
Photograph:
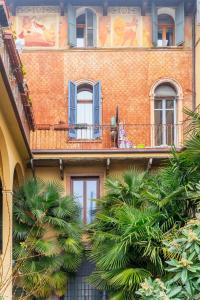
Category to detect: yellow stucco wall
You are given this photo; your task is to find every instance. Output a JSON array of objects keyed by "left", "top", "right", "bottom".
[
  {"left": 31, "top": 159, "right": 159, "bottom": 198},
  {"left": 0, "top": 79, "right": 29, "bottom": 299}
]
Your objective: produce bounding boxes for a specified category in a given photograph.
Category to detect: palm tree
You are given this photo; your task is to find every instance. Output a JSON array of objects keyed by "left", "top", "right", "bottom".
[
  {"left": 13, "top": 178, "right": 83, "bottom": 299},
  {"left": 88, "top": 170, "right": 186, "bottom": 299}
]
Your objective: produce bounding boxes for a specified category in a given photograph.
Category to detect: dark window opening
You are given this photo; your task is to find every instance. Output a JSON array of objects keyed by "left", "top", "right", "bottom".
[
  {"left": 76, "top": 14, "right": 86, "bottom": 47},
  {"left": 62, "top": 260, "right": 106, "bottom": 300},
  {"left": 76, "top": 9, "right": 96, "bottom": 48},
  {"left": 158, "top": 14, "right": 175, "bottom": 46}
]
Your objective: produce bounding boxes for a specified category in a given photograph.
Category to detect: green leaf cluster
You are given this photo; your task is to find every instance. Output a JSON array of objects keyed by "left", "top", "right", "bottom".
[
  {"left": 137, "top": 221, "right": 200, "bottom": 299},
  {"left": 13, "top": 179, "right": 83, "bottom": 299}
]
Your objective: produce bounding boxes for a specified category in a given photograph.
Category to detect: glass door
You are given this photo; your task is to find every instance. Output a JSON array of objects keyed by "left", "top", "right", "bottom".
[{"left": 72, "top": 177, "right": 99, "bottom": 224}]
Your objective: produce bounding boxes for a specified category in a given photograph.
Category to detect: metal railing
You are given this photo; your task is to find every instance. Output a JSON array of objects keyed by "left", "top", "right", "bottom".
[{"left": 31, "top": 123, "right": 184, "bottom": 151}]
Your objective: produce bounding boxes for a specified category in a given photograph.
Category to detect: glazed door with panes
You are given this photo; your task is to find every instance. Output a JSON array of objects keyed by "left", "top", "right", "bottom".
[
  {"left": 154, "top": 98, "right": 176, "bottom": 146},
  {"left": 72, "top": 177, "right": 99, "bottom": 224}
]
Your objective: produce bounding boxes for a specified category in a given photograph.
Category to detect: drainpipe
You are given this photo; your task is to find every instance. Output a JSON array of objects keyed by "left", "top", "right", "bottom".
[{"left": 192, "top": 2, "right": 196, "bottom": 110}]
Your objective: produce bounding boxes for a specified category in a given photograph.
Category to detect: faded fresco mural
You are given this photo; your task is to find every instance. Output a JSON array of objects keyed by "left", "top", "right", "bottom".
[
  {"left": 99, "top": 15, "right": 111, "bottom": 47},
  {"left": 143, "top": 16, "right": 152, "bottom": 47},
  {"left": 14, "top": 6, "right": 191, "bottom": 49},
  {"left": 98, "top": 7, "right": 142, "bottom": 48},
  {"left": 16, "top": 7, "right": 59, "bottom": 47},
  {"left": 110, "top": 7, "right": 141, "bottom": 47}
]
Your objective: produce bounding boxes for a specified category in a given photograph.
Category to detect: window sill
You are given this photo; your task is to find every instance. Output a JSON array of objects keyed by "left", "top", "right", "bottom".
[{"left": 154, "top": 45, "right": 184, "bottom": 49}]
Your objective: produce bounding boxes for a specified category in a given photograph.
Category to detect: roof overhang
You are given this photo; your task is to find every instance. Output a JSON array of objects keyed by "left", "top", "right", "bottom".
[{"left": 7, "top": 0, "right": 195, "bottom": 16}]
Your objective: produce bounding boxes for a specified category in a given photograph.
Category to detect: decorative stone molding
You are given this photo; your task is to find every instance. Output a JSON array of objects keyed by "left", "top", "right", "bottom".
[
  {"left": 149, "top": 78, "right": 183, "bottom": 100},
  {"left": 75, "top": 79, "right": 96, "bottom": 86},
  {"left": 149, "top": 78, "right": 184, "bottom": 147}
]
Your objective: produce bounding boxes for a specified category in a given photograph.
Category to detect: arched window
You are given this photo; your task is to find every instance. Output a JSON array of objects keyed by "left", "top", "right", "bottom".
[
  {"left": 68, "top": 81, "right": 101, "bottom": 139},
  {"left": 158, "top": 14, "right": 175, "bottom": 46},
  {"left": 154, "top": 84, "right": 177, "bottom": 146},
  {"left": 77, "top": 85, "right": 93, "bottom": 139},
  {"left": 76, "top": 9, "right": 97, "bottom": 47}
]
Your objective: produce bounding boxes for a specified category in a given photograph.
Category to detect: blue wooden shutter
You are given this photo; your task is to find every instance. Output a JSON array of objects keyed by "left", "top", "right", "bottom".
[
  {"left": 68, "top": 81, "right": 77, "bottom": 138},
  {"left": 93, "top": 11, "right": 97, "bottom": 47},
  {"left": 152, "top": 0, "right": 158, "bottom": 46},
  {"left": 86, "top": 9, "right": 97, "bottom": 47},
  {"left": 68, "top": 4, "right": 76, "bottom": 47},
  {"left": 175, "top": 2, "right": 185, "bottom": 45},
  {"left": 93, "top": 81, "right": 101, "bottom": 139}
]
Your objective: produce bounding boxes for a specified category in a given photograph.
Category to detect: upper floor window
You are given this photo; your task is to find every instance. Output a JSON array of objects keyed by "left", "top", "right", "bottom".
[
  {"left": 154, "top": 84, "right": 177, "bottom": 146},
  {"left": 68, "top": 5, "right": 97, "bottom": 48},
  {"left": 158, "top": 14, "right": 175, "bottom": 46},
  {"left": 68, "top": 81, "right": 101, "bottom": 139},
  {"left": 152, "top": 1, "right": 185, "bottom": 47}
]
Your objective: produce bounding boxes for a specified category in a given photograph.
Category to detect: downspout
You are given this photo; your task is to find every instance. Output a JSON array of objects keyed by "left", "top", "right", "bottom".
[{"left": 192, "top": 3, "right": 196, "bottom": 110}]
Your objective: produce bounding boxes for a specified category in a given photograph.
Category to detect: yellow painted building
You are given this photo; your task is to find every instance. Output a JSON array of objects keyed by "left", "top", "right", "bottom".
[{"left": 0, "top": 2, "right": 34, "bottom": 298}]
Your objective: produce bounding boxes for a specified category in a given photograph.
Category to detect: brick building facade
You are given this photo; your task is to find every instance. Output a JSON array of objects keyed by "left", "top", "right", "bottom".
[{"left": 7, "top": 0, "right": 195, "bottom": 298}]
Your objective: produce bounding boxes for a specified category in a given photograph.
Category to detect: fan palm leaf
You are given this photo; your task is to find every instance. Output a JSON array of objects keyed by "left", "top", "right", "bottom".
[{"left": 13, "top": 178, "right": 83, "bottom": 299}]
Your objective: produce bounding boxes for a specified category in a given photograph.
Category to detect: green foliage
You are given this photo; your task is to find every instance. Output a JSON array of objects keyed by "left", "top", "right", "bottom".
[
  {"left": 88, "top": 169, "right": 189, "bottom": 299},
  {"left": 137, "top": 221, "right": 200, "bottom": 300},
  {"left": 89, "top": 123, "right": 200, "bottom": 299},
  {"left": 13, "top": 178, "right": 83, "bottom": 299}
]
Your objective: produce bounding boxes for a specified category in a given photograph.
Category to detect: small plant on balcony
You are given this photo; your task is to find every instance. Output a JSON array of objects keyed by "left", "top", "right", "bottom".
[
  {"left": 21, "top": 64, "right": 26, "bottom": 76},
  {"left": 27, "top": 96, "right": 32, "bottom": 106}
]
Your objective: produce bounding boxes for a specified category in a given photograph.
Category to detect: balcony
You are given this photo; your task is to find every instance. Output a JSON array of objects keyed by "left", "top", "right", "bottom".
[
  {"left": 0, "top": 32, "right": 35, "bottom": 143},
  {"left": 31, "top": 123, "right": 184, "bottom": 153}
]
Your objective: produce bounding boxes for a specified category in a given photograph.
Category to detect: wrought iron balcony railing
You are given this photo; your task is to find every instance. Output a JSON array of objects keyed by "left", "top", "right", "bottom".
[{"left": 31, "top": 123, "right": 184, "bottom": 151}]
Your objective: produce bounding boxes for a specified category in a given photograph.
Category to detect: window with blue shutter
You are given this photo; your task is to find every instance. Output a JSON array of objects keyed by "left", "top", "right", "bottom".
[
  {"left": 152, "top": 0, "right": 158, "bottom": 46},
  {"left": 68, "top": 81, "right": 102, "bottom": 140},
  {"left": 68, "top": 81, "right": 77, "bottom": 138},
  {"left": 93, "top": 81, "right": 101, "bottom": 139},
  {"left": 152, "top": 1, "right": 184, "bottom": 47},
  {"left": 68, "top": 4, "right": 76, "bottom": 47},
  {"left": 175, "top": 2, "right": 185, "bottom": 45},
  {"left": 76, "top": 8, "right": 97, "bottom": 48}
]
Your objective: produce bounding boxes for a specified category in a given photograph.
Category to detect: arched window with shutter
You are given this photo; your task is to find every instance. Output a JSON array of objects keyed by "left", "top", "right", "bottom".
[
  {"left": 68, "top": 6, "right": 97, "bottom": 48},
  {"left": 152, "top": 1, "right": 184, "bottom": 47},
  {"left": 68, "top": 81, "right": 101, "bottom": 139}
]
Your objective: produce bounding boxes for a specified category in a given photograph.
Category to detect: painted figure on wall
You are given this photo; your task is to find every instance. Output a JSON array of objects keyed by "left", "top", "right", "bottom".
[
  {"left": 143, "top": 16, "right": 152, "bottom": 47},
  {"left": 17, "top": 15, "right": 57, "bottom": 47},
  {"left": 99, "top": 15, "right": 111, "bottom": 47},
  {"left": 112, "top": 15, "right": 139, "bottom": 47}
]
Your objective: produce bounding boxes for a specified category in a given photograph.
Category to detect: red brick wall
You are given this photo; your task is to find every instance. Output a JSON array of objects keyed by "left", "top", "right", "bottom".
[{"left": 22, "top": 48, "right": 192, "bottom": 127}]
